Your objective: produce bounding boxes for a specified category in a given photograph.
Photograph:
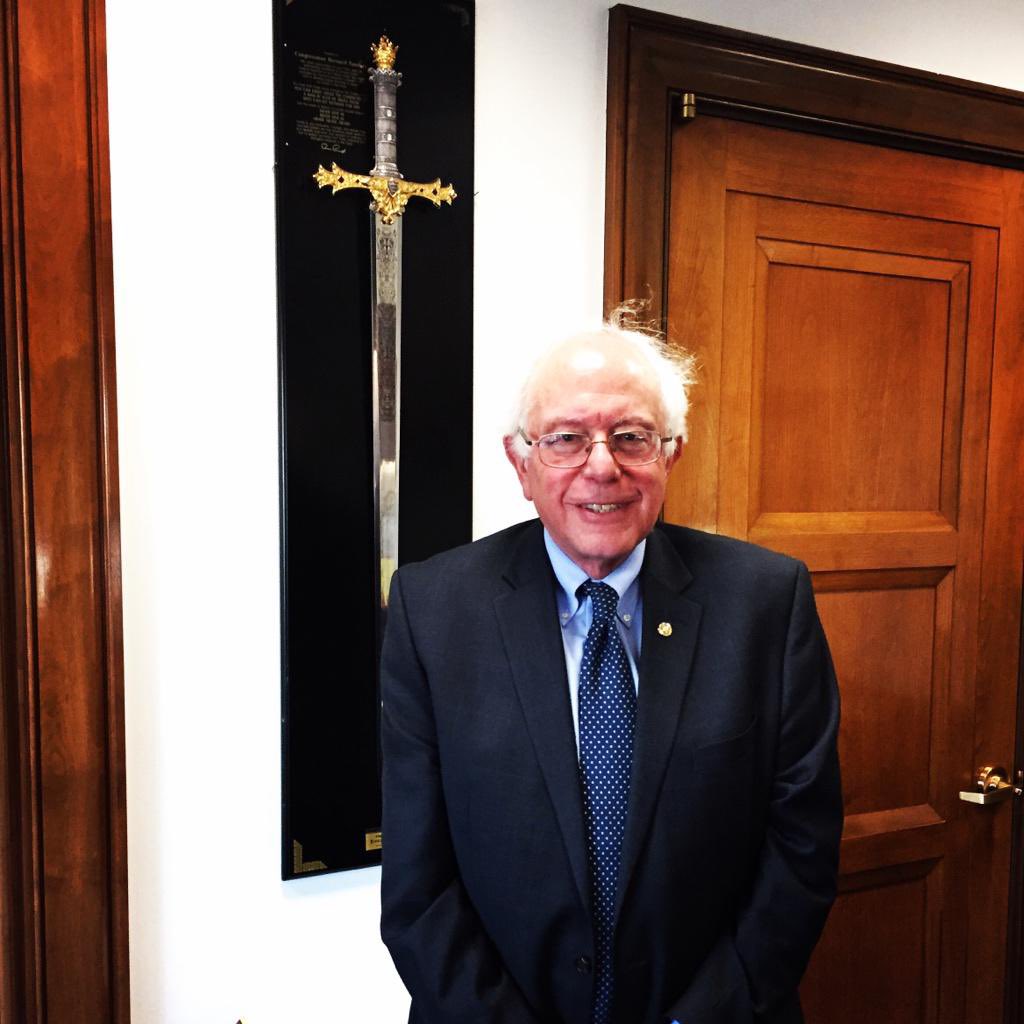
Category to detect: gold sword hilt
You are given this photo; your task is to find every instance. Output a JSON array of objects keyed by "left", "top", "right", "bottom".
[
  {"left": 313, "top": 164, "right": 456, "bottom": 225},
  {"left": 313, "top": 35, "right": 456, "bottom": 225}
]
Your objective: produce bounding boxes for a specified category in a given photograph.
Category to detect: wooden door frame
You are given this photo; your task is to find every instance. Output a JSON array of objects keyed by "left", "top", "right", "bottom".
[
  {"left": 0, "top": 0, "right": 128, "bottom": 1020},
  {"left": 604, "top": 6, "right": 1024, "bottom": 1021}
]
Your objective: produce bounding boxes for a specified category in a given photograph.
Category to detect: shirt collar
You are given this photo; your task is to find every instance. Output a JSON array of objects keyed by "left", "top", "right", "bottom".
[{"left": 543, "top": 529, "right": 645, "bottom": 629}]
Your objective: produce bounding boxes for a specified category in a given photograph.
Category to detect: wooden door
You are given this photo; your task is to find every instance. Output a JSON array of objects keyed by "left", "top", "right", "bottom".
[{"left": 666, "top": 115, "right": 1024, "bottom": 1023}]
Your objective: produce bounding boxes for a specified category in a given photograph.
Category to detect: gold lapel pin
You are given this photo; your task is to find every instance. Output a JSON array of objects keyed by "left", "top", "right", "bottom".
[{"left": 657, "top": 622, "right": 672, "bottom": 637}]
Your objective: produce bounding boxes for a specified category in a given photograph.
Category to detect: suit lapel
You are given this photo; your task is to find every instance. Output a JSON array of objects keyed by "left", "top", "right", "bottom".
[
  {"left": 493, "top": 524, "right": 591, "bottom": 914},
  {"left": 616, "top": 526, "right": 702, "bottom": 921}
]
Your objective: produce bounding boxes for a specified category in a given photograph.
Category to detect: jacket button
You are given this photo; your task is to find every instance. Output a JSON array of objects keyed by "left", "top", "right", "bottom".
[{"left": 575, "top": 956, "right": 592, "bottom": 974}]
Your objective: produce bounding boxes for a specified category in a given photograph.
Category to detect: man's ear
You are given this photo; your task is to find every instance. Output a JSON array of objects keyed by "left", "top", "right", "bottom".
[
  {"left": 665, "top": 437, "right": 684, "bottom": 473},
  {"left": 503, "top": 436, "right": 533, "bottom": 501}
]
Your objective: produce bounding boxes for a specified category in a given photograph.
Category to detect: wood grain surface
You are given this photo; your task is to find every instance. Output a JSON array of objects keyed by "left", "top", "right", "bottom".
[{"left": 0, "top": 0, "right": 128, "bottom": 1020}]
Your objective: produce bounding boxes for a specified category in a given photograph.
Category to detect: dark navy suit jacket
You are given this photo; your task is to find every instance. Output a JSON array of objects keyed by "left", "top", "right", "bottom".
[{"left": 380, "top": 520, "right": 842, "bottom": 1024}]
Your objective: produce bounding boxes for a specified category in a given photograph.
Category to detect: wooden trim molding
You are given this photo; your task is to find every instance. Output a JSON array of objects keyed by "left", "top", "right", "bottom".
[{"left": 0, "top": 0, "right": 129, "bottom": 1020}]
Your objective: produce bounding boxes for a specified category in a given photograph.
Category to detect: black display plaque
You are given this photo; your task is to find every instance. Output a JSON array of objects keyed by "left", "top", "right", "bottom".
[{"left": 274, "top": 0, "right": 474, "bottom": 877}]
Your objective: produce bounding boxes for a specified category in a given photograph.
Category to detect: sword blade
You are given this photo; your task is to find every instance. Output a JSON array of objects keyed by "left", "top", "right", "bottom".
[
  {"left": 368, "top": 43, "right": 403, "bottom": 649},
  {"left": 371, "top": 214, "right": 401, "bottom": 630}
]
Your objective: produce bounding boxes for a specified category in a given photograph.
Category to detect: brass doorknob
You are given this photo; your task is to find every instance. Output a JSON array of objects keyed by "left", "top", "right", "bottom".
[{"left": 958, "top": 765, "right": 1021, "bottom": 805}]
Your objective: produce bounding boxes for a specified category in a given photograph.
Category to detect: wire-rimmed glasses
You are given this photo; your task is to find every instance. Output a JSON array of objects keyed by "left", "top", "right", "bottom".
[{"left": 518, "top": 428, "right": 672, "bottom": 468}]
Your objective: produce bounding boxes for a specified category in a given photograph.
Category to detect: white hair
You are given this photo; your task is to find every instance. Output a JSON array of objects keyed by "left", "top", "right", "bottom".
[{"left": 506, "top": 303, "right": 697, "bottom": 459}]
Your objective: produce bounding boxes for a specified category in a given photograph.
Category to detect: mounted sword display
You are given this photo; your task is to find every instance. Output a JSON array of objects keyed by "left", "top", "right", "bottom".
[{"left": 313, "top": 35, "right": 456, "bottom": 649}]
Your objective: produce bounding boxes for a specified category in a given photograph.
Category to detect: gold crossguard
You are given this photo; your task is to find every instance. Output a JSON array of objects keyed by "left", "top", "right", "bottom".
[{"left": 313, "top": 164, "right": 457, "bottom": 225}]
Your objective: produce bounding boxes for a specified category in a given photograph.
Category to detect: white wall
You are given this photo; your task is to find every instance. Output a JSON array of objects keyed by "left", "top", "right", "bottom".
[{"left": 106, "top": 1, "right": 1024, "bottom": 1020}]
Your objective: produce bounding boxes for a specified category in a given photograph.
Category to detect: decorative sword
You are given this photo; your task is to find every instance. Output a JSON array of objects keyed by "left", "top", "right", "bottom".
[{"left": 313, "top": 35, "right": 456, "bottom": 650}]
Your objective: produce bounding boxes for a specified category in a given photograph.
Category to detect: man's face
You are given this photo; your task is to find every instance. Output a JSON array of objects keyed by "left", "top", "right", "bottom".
[{"left": 505, "top": 340, "right": 682, "bottom": 579}]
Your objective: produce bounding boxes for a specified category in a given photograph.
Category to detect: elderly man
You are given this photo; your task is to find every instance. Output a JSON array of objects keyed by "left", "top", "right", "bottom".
[{"left": 380, "top": 315, "right": 842, "bottom": 1024}]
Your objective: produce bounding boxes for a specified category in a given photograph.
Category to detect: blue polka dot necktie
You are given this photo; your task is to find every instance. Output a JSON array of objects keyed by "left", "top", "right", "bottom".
[{"left": 577, "top": 579, "right": 636, "bottom": 1024}]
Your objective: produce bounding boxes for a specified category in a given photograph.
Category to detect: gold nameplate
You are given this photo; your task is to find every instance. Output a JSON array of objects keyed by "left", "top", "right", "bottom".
[{"left": 366, "top": 830, "right": 383, "bottom": 852}]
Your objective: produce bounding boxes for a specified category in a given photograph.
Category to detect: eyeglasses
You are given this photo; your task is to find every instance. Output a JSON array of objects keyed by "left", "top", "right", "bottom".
[{"left": 518, "top": 428, "right": 672, "bottom": 468}]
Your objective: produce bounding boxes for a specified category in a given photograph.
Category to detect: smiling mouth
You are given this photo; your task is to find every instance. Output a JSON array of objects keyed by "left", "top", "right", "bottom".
[{"left": 581, "top": 503, "right": 626, "bottom": 513}]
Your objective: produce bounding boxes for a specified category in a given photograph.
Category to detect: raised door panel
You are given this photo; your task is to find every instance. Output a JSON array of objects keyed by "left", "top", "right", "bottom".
[
  {"left": 757, "top": 247, "right": 960, "bottom": 516},
  {"left": 715, "top": 192, "right": 995, "bottom": 567},
  {"left": 816, "top": 570, "right": 950, "bottom": 819}
]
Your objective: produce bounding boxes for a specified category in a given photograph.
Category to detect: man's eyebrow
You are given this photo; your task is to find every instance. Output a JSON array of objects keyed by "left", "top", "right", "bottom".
[
  {"left": 538, "top": 417, "right": 588, "bottom": 431},
  {"left": 539, "top": 416, "right": 658, "bottom": 432}
]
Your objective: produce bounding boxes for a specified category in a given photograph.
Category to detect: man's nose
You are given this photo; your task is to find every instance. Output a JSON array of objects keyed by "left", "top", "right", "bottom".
[{"left": 582, "top": 438, "right": 621, "bottom": 477}]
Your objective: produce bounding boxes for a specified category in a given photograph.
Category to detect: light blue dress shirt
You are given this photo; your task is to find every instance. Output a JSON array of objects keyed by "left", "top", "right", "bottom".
[{"left": 543, "top": 530, "right": 645, "bottom": 754}]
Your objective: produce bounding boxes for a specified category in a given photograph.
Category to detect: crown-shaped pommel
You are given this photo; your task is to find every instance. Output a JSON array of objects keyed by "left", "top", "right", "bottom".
[{"left": 371, "top": 35, "right": 398, "bottom": 71}]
